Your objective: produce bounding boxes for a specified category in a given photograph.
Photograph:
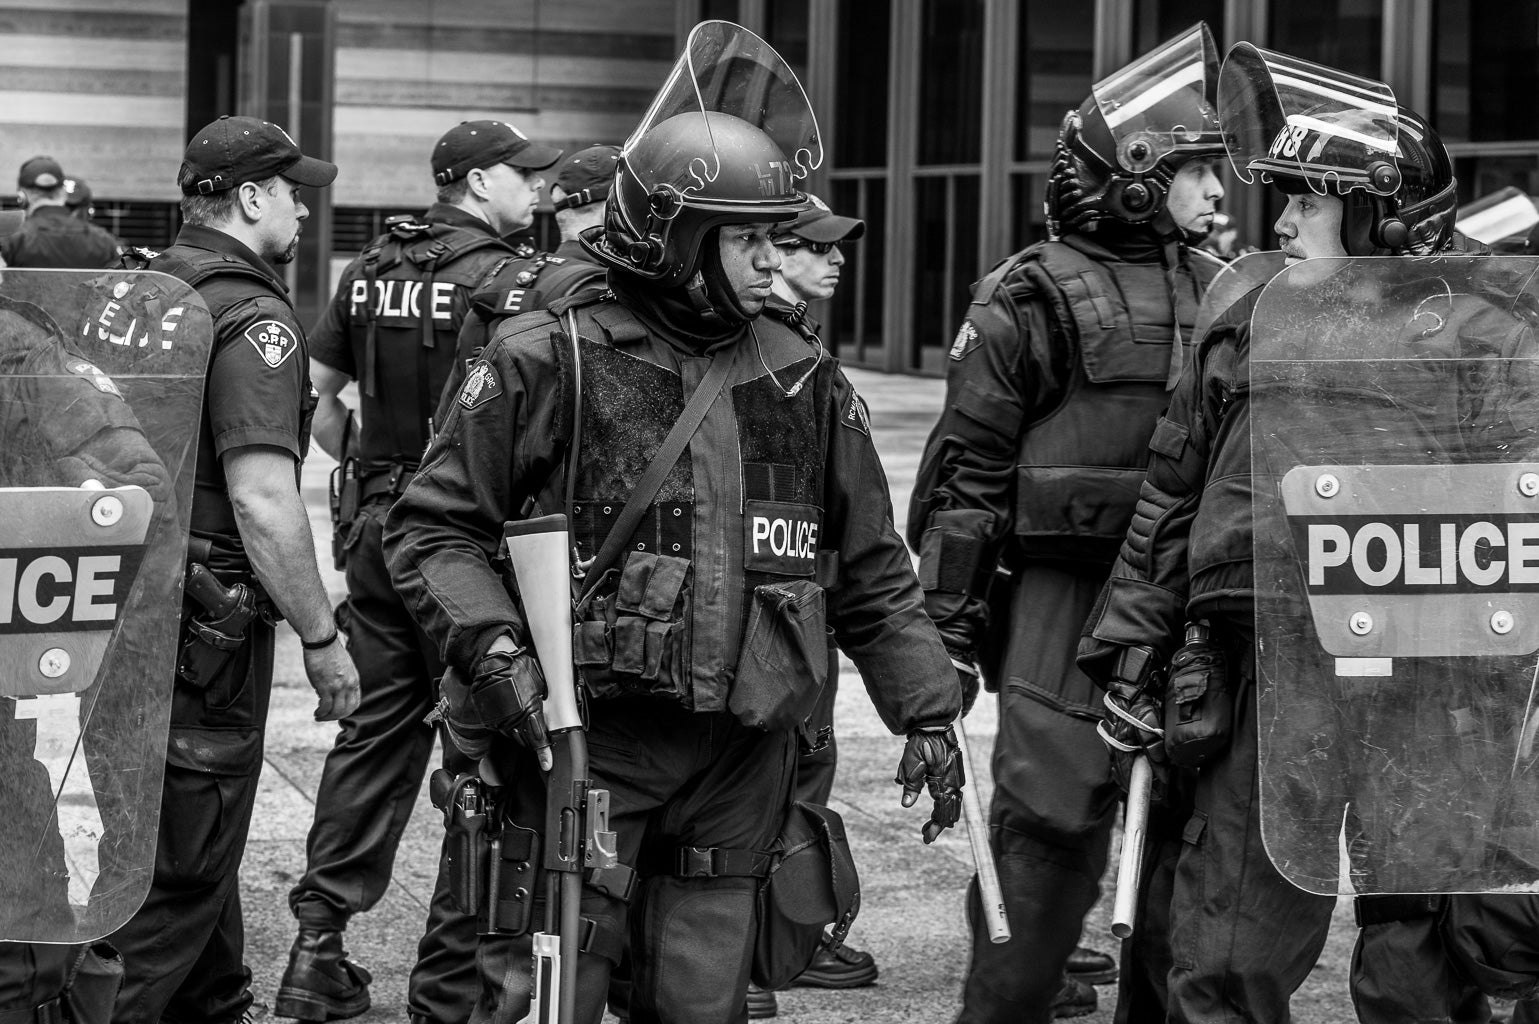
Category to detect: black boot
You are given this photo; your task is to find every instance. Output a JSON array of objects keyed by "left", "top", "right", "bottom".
[
  {"left": 274, "top": 928, "right": 372, "bottom": 1021},
  {"left": 1065, "top": 945, "right": 1118, "bottom": 986}
]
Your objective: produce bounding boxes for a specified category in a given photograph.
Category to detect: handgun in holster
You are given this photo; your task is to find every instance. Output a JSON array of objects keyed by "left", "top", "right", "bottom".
[
  {"left": 178, "top": 563, "right": 259, "bottom": 689},
  {"left": 431, "top": 768, "right": 489, "bottom": 917},
  {"left": 329, "top": 456, "right": 362, "bottom": 571}
]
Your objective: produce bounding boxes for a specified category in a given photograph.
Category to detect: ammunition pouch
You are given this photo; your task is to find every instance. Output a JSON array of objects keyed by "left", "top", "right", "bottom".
[
  {"left": 752, "top": 801, "right": 861, "bottom": 990},
  {"left": 729, "top": 579, "right": 829, "bottom": 734}
]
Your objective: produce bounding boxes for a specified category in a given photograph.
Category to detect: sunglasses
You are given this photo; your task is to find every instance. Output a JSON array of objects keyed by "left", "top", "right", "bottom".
[{"left": 775, "top": 239, "right": 840, "bottom": 255}]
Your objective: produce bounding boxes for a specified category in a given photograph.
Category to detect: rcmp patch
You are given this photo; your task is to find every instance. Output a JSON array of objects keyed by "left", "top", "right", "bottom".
[
  {"left": 458, "top": 361, "right": 503, "bottom": 410},
  {"left": 950, "top": 320, "right": 980, "bottom": 361},
  {"left": 245, "top": 320, "right": 299, "bottom": 369},
  {"left": 65, "top": 359, "right": 121, "bottom": 398},
  {"left": 841, "top": 391, "right": 871, "bottom": 435}
]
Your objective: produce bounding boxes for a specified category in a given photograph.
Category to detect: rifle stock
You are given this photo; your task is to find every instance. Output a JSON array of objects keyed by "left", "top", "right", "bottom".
[{"left": 502, "top": 514, "right": 615, "bottom": 1024}]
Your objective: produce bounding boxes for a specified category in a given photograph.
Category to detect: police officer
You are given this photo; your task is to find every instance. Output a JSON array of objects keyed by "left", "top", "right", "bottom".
[
  {"left": 454, "top": 142, "right": 615, "bottom": 372},
  {"left": 278, "top": 118, "right": 561, "bottom": 1024},
  {"left": 907, "top": 25, "right": 1226, "bottom": 1024},
  {"left": 1, "top": 156, "right": 118, "bottom": 268},
  {"left": 383, "top": 25, "right": 965, "bottom": 1023},
  {"left": 1076, "top": 45, "right": 1537, "bottom": 1023},
  {"left": 753, "top": 194, "right": 877, "bottom": 1014},
  {"left": 106, "top": 114, "right": 359, "bottom": 1024}
]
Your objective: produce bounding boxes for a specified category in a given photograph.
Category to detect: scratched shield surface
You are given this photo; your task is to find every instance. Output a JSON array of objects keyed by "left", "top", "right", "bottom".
[
  {"left": 1249, "top": 255, "right": 1539, "bottom": 894},
  {"left": 0, "top": 268, "right": 211, "bottom": 941}
]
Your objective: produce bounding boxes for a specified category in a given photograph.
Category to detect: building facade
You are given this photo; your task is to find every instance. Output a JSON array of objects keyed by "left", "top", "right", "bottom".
[{"left": 1, "top": 0, "right": 1533, "bottom": 370}]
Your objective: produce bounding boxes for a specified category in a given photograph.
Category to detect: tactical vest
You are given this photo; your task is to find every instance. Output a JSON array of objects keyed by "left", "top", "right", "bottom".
[
  {"left": 347, "top": 219, "right": 509, "bottom": 470},
  {"left": 543, "top": 295, "right": 835, "bottom": 713},
  {"left": 979, "top": 240, "right": 1219, "bottom": 564}
]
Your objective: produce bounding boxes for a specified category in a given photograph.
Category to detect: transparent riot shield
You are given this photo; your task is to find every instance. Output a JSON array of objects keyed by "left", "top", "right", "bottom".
[
  {"left": 1194, "top": 249, "right": 1287, "bottom": 341},
  {"left": 1251, "top": 255, "right": 1539, "bottom": 894},
  {"left": 0, "top": 268, "right": 211, "bottom": 941},
  {"left": 626, "top": 19, "right": 823, "bottom": 196}
]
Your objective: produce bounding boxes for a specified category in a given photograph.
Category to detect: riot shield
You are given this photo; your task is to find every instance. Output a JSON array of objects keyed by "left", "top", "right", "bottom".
[
  {"left": 1194, "top": 249, "right": 1287, "bottom": 341},
  {"left": 626, "top": 19, "right": 823, "bottom": 194},
  {"left": 0, "top": 268, "right": 211, "bottom": 941},
  {"left": 1250, "top": 254, "right": 1539, "bottom": 894}
]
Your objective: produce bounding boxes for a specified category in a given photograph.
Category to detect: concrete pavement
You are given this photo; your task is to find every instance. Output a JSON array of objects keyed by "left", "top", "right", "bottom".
[{"left": 237, "top": 366, "right": 1360, "bottom": 1022}]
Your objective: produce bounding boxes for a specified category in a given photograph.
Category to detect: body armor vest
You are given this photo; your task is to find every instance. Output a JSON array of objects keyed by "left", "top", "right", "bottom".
[
  {"left": 550, "top": 296, "right": 834, "bottom": 712},
  {"left": 347, "top": 220, "right": 509, "bottom": 471},
  {"left": 985, "top": 240, "right": 1219, "bottom": 564}
]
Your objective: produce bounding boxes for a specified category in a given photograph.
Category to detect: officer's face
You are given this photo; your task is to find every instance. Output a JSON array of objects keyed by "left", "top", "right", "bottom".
[
  {"left": 718, "top": 222, "right": 782, "bottom": 315},
  {"left": 258, "top": 177, "right": 308, "bottom": 265},
  {"left": 1275, "top": 190, "right": 1348, "bottom": 263},
  {"left": 1165, "top": 157, "right": 1226, "bottom": 237},
  {"left": 774, "top": 236, "right": 845, "bottom": 304},
  {"left": 478, "top": 164, "right": 545, "bottom": 235}
]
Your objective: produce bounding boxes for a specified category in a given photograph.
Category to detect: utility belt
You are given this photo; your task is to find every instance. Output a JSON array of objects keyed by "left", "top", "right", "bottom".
[
  {"left": 178, "top": 538, "right": 279, "bottom": 689},
  {"left": 329, "top": 459, "right": 416, "bottom": 569},
  {"left": 428, "top": 768, "right": 636, "bottom": 965}
]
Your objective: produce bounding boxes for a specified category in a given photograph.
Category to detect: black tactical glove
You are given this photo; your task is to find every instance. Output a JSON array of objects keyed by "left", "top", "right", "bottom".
[
  {"left": 468, "top": 646, "right": 550, "bottom": 758},
  {"left": 1095, "top": 645, "right": 1169, "bottom": 799},
  {"left": 951, "top": 657, "right": 981, "bottom": 717},
  {"left": 896, "top": 726, "right": 965, "bottom": 844}
]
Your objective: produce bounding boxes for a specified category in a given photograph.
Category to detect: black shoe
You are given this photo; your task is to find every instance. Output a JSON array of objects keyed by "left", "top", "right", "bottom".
[
  {"left": 789, "top": 936, "right": 879, "bottom": 989},
  {"left": 1065, "top": 944, "right": 1118, "bottom": 986},
  {"left": 273, "top": 928, "right": 372, "bottom": 1021},
  {"left": 1051, "top": 975, "right": 1098, "bottom": 1019},
  {"left": 747, "top": 983, "right": 779, "bottom": 1019}
]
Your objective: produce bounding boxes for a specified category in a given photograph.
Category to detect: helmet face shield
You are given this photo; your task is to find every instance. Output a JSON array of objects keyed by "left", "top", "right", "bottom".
[
  {"left": 1219, "top": 43, "right": 1400, "bottom": 196},
  {"left": 1091, "top": 22, "right": 1223, "bottom": 174},
  {"left": 625, "top": 20, "right": 822, "bottom": 206}
]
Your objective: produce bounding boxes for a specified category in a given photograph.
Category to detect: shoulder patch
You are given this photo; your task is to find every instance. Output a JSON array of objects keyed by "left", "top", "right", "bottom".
[
  {"left": 841, "top": 390, "right": 871, "bottom": 435},
  {"left": 458, "top": 361, "right": 504, "bottom": 410},
  {"left": 65, "top": 359, "right": 122, "bottom": 398},
  {"left": 244, "top": 319, "right": 299, "bottom": 369},
  {"left": 950, "top": 319, "right": 980, "bottom": 361}
]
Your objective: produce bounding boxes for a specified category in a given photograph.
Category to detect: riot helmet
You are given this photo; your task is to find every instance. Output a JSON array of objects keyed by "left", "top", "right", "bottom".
[
  {"left": 584, "top": 21, "right": 822, "bottom": 296},
  {"left": 1046, "top": 23, "right": 1226, "bottom": 237},
  {"left": 1219, "top": 43, "right": 1457, "bottom": 256}
]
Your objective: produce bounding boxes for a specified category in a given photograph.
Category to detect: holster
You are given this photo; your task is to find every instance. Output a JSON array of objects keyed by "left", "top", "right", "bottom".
[
  {"left": 431, "top": 768, "right": 488, "bottom": 916},
  {"left": 177, "top": 563, "right": 260, "bottom": 689},
  {"left": 329, "top": 456, "right": 362, "bottom": 571}
]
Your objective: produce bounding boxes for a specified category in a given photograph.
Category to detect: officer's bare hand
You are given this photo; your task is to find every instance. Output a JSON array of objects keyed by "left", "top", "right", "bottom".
[
  {"left": 303, "top": 636, "right": 360, "bottom": 721},
  {"left": 895, "top": 726, "right": 965, "bottom": 844}
]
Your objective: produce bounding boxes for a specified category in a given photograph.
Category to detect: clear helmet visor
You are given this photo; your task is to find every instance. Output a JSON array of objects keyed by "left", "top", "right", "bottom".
[
  {"left": 1091, "top": 22, "right": 1223, "bottom": 174},
  {"left": 1219, "top": 42, "right": 1401, "bottom": 196},
  {"left": 623, "top": 20, "right": 823, "bottom": 203}
]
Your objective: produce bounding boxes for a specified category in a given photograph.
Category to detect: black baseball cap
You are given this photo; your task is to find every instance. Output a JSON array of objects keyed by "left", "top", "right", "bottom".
[
  {"left": 772, "top": 193, "right": 866, "bottom": 244},
  {"left": 18, "top": 156, "right": 64, "bottom": 190},
  {"left": 180, "top": 115, "right": 337, "bottom": 196},
  {"left": 432, "top": 120, "right": 562, "bottom": 186},
  {"left": 63, "top": 177, "right": 91, "bottom": 208},
  {"left": 552, "top": 144, "right": 620, "bottom": 210}
]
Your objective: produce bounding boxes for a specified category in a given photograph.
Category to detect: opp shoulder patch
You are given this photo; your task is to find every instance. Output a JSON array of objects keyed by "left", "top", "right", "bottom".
[
  {"left": 950, "top": 319, "right": 980, "bottom": 361},
  {"left": 244, "top": 320, "right": 299, "bottom": 369},
  {"left": 65, "top": 359, "right": 122, "bottom": 398},
  {"left": 458, "top": 361, "right": 503, "bottom": 410},
  {"left": 841, "top": 390, "right": 871, "bottom": 435}
]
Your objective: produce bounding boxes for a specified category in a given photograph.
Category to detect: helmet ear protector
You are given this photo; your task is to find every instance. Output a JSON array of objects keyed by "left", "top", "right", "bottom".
[
  {"left": 1364, "top": 160, "right": 1410, "bottom": 251},
  {"left": 1104, "top": 134, "right": 1165, "bottom": 223}
]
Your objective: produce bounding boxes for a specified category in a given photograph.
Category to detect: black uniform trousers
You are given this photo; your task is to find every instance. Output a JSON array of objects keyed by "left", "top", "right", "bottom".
[
  {"left": 474, "top": 697, "right": 796, "bottom": 1024},
  {"left": 288, "top": 499, "right": 478, "bottom": 1021},
  {"left": 1164, "top": 621, "right": 1336, "bottom": 1024},
  {"left": 109, "top": 622, "right": 274, "bottom": 1024},
  {"left": 958, "top": 563, "right": 1131, "bottom": 1024}
]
